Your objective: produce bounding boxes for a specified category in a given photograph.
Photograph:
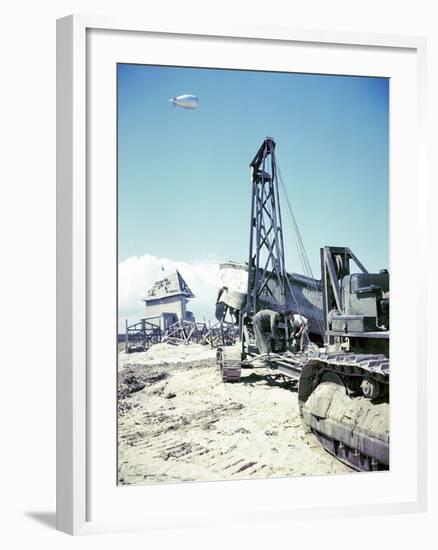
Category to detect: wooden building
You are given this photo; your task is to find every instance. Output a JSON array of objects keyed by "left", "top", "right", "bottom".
[{"left": 143, "top": 270, "right": 195, "bottom": 330}]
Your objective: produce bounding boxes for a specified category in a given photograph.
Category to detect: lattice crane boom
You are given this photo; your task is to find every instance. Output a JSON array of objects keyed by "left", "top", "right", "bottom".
[{"left": 245, "top": 137, "right": 288, "bottom": 315}]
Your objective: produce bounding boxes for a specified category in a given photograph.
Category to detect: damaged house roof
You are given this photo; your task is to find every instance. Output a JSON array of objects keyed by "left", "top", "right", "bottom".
[{"left": 145, "top": 270, "right": 195, "bottom": 301}]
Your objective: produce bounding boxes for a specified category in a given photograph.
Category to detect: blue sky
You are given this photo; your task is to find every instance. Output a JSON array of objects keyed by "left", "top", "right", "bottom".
[{"left": 118, "top": 64, "right": 389, "bottom": 277}]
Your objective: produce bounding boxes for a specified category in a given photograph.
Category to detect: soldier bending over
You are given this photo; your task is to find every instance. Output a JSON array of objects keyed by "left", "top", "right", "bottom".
[
  {"left": 289, "top": 313, "right": 309, "bottom": 352},
  {"left": 253, "top": 309, "right": 295, "bottom": 354}
]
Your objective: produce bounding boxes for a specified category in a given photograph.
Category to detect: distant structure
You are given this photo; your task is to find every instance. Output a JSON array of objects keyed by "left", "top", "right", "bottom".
[
  {"left": 144, "top": 270, "right": 196, "bottom": 330},
  {"left": 169, "top": 94, "right": 199, "bottom": 110}
]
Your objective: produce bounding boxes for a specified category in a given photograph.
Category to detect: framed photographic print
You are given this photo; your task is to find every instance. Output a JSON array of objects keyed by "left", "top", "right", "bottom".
[{"left": 57, "top": 15, "right": 427, "bottom": 535}]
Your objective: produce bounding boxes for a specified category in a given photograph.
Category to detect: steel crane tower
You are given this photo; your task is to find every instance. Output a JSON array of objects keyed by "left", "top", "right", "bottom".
[{"left": 245, "top": 137, "right": 288, "bottom": 315}]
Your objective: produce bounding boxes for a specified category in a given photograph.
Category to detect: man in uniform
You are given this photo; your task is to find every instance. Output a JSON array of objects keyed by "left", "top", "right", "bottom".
[
  {"left": 252, "top": 309, "right": 282, "bottom": 354},
  {"left": 289, "top": 312, "right": 310, "bottom": 352}
]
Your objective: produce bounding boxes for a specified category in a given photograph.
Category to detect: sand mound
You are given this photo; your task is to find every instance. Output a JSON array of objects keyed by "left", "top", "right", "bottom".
[{"left": 118, "top": 343, "right": 216, "bottom": 370}]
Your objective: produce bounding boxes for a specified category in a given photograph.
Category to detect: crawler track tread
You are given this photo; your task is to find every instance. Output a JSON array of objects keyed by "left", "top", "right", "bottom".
[
  {"left": 306, "top": 352, "right": 389, "bottom": 379},
  {"left": 299, "top": 353, "right": 390, "bottom": 471},
  {"left": 218, "top": 345, "right": 242, "bottom": 382}
]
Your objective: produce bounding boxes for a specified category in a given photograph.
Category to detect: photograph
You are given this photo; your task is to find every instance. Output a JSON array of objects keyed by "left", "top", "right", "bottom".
[{"left": 117, "top": 63, "right": 390, "bottom": 486}]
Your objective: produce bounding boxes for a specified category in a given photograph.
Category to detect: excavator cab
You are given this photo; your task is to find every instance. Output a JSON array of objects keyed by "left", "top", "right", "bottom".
[{"left": 321, "top": 247, "right": 389, "bottom": 357}]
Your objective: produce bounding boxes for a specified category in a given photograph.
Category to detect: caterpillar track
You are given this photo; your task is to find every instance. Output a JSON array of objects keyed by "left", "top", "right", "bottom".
[
  {"left": 217, "top": 345, "right": 242, "bottom": 382},
  {"left": 298, "top": 353, "right": 389, "bottom": 471}
]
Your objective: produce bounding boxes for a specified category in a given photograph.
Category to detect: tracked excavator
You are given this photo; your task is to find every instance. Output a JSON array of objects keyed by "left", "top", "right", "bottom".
[{"left": 216, "top": 137, "right": 390, "bottom": 472}]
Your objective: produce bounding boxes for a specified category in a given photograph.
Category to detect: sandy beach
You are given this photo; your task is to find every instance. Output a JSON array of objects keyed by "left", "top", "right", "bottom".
[{"left": 118, "top": 343, "right": 352, "bottom": 485}]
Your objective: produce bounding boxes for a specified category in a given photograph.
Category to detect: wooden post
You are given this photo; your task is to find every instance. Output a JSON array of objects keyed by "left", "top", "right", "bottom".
[{"left": 141, "top": 319, "right": 146, "bottom": 349}]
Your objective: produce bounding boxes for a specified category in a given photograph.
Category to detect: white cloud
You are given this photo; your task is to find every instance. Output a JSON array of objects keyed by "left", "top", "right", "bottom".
[{"left": 118, "top": 254, "right": 220, "bottom": 331}]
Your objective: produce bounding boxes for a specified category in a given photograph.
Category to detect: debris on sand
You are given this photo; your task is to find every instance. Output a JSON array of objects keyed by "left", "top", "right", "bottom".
[{"left": 118, "top": 368, "right": 169, "bottom": 399}]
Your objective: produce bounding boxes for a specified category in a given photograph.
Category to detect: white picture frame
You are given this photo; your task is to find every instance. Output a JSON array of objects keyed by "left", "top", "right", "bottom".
[{"left": 56, "top": 14, "right": 428, "bottom": 535}]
